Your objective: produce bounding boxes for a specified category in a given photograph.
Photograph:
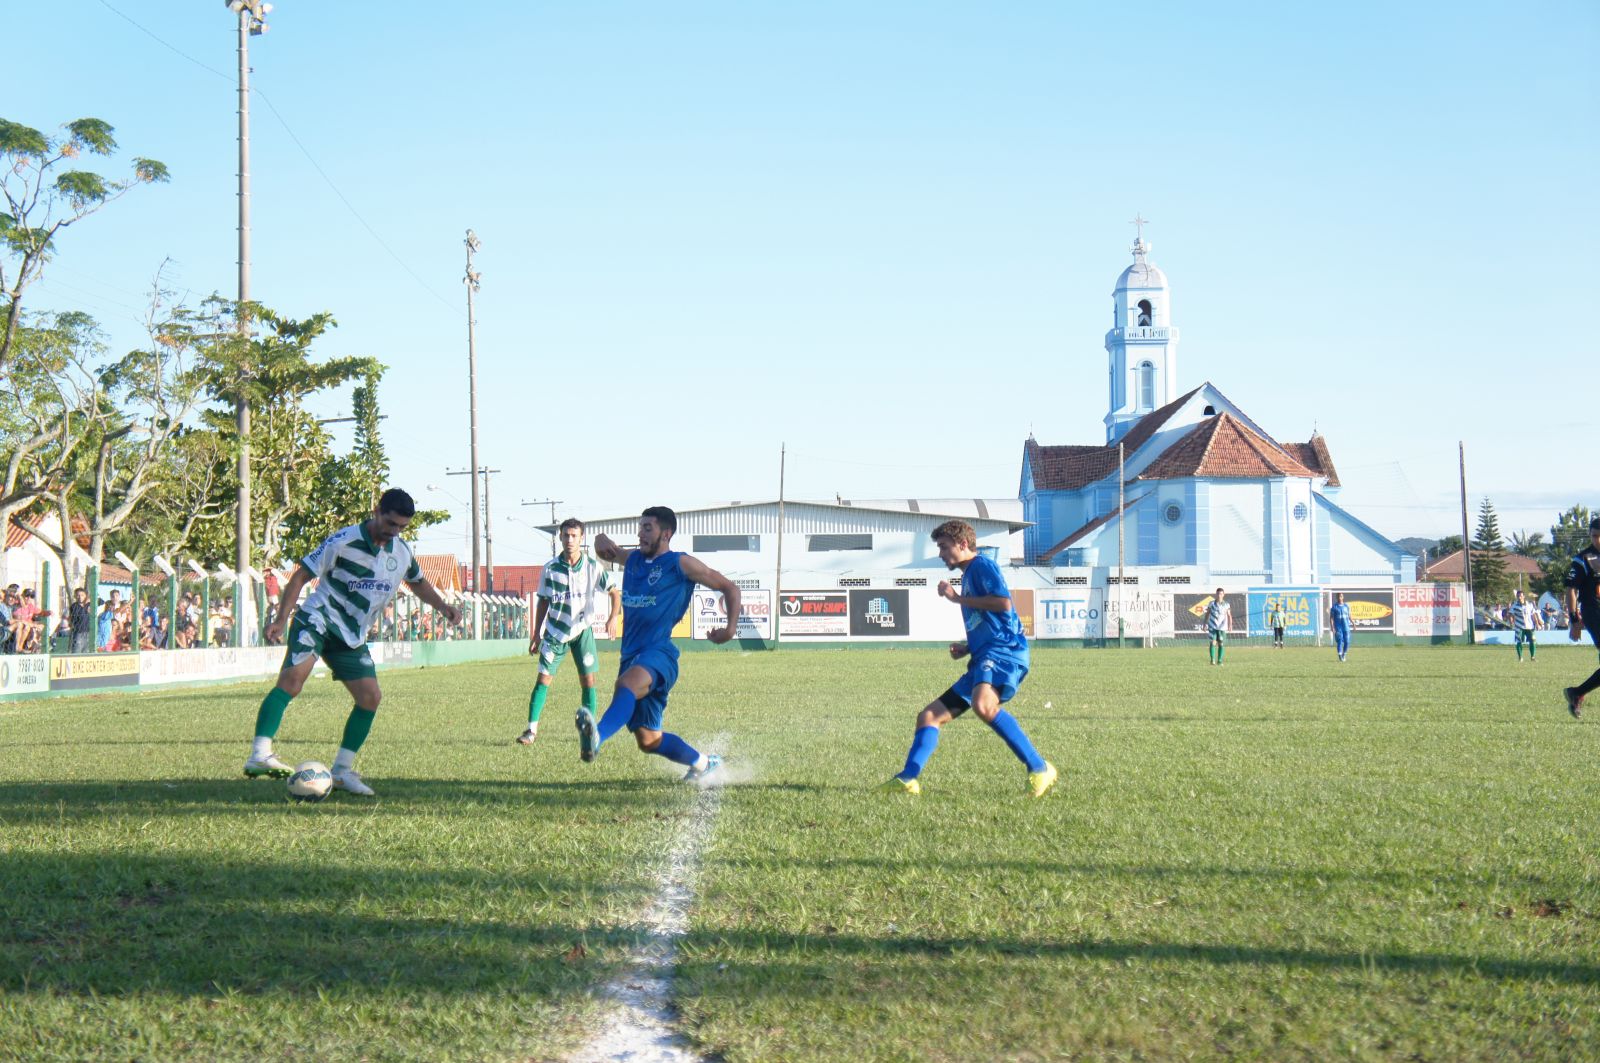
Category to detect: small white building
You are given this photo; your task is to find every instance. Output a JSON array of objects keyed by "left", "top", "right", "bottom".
[{"left": 2, "top": 514, "right": 95, "bottom": 614}]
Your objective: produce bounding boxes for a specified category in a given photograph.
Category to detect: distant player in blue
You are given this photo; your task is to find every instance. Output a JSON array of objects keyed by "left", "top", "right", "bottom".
[
  {"left": 1561, "top": 515, "right": 1600, "bottom": 719},
  {"left": 880, "top": 520, "right": 1057, "bottom": 798},
  {"left": 1330, "top": 592, "right": 1353, "bottom": 662},
  {"left": 581, "top": 506, "right": 742, "bottom": 780}
]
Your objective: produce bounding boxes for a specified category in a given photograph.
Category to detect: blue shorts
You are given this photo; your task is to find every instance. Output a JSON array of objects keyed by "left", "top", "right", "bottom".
[
  {"left": 946, "top": 654, "right": 1029, "bottom": 713},
  {"left": 621, "top": 647, "right": 679, "bottom": 732}
]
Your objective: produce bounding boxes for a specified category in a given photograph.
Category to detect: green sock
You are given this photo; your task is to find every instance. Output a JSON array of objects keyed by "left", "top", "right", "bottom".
[
  {"left": 581, "top": 685, "right": 598, "bottom": 712},
  {"left": 528, "top": 683, "right": 549, "bottom": 724},
  {"left": 1217, "top": 641, "right": 1225, "bottom": 663},
  {"left": 339, "top": 706, "right": 377, "bottom": 754},
  {"left": 254, "top": 687, "right": 293, "bottom": 740}
]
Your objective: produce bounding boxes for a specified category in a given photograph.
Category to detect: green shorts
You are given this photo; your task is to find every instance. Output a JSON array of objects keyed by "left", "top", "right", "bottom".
[
  {"left": 536, "top": 626, "right": 600, "bottom": 679},
  {"left": 283, "top": 614, "right": 376, "bottom": 682}
]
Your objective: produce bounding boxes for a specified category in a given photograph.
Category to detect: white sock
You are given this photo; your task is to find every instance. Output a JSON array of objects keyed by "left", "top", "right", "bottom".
[
  {"left": 252, "top": 736, "right": 273, "bottom": 759},
  {"left": 692, "top": 753, "right": 709, "bottom": 772},
  {"left": 333, "top": 748, "right": 356, "bottom": 772},
  {"left": 527, "top": 722, "right": 539, "bottom": 734}
]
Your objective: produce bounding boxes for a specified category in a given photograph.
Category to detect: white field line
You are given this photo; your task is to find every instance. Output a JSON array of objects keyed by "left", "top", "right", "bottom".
[{"left": 569, "top": 735, "right": 729, "bottom": 1063}]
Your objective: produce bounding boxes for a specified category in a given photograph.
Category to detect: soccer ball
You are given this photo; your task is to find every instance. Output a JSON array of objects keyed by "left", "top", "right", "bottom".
[{"left": 286, "top": 761, "right": 333, "bottom": 802}]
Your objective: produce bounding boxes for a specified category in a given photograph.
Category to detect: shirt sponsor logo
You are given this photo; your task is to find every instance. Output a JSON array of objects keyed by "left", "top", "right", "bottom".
[
  {"left": 623, "top": 594, "right": 658, "bottom": 609},
  {"left": 346, "top": 579, "right": 393, "bottom": 594}
]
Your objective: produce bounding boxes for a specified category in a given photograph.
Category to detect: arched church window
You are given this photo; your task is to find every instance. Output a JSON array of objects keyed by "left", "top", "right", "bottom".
[
  {"left": 1138, "top": 361, "right": 1156, "bottom": 410},
  {"left": 1136, "top": 299, "right": 1153, "bottom": 327}
]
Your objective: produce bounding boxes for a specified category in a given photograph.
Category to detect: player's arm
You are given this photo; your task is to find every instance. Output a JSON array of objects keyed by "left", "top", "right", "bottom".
[
  {"left": 605, "top": 585, "right": 621, "bottom": 638},
  {"left": 266, "top": 564, "right": 314, "bottom": 642},
  {"left": 592, "top": 533, "right": 632, "bottom": 567},
  {"left": 406, "top": 577, "right": 463, "bottom": 625},
  {"left": 679, "top": 554, "right": 740, "bottom": 644},
  {"left": 938, "top": 580, "right": 1012, "bottom": 612},
  {"left": 1568, "top": 589, "right": 1584, "bottom": 641},
  {"left": 531, "top": 596, "right": 550, "bottom": 653}
]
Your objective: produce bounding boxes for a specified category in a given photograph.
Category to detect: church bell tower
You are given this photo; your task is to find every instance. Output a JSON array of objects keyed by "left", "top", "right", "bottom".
[{"left": 1104, "top": 216, "right": 1180, "bottom": 443}]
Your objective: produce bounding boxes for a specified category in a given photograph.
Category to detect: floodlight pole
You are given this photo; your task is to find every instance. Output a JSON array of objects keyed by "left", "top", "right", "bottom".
[
  {"left": 463, "top": 231, "right": 483, "bottom": 601},
  {"left": 1459, "top": 441, "right": 1474, "bottom": 643},
  {"left": 774, "top": 443, "right": 786, "bottom": 646}
]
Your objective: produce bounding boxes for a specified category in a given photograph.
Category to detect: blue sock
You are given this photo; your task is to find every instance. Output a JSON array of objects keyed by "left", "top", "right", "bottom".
[
  {"left": 652, "top": 732, "right": 700, "bottom": 767},
  {"left": 898, "top": 725, "right": 940, "bottom": 780},
  {"left": 988, "top": 711, "right": 1046, "bottom": 773},
  {"left": 597, "top": 689, "right": 636, "bottom": 744}
]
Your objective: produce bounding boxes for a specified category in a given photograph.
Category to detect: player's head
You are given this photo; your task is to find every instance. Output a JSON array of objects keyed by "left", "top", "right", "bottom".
[
  {"left": 638, "top": 506, "right": 677, "bottom": 557},
  {"left": 372, "top": 488, "right": 415, "bottom": 544},
  {"left": 1515, "top": 589, "right": 1525, "bottom": 601},
  {"left": 931, "top": 520, "right": 978, "bottom": 568},
  {"left": 1214, "top": 587, "right": 1225, "bottom": 600},
  {"left": 1590, "top": 515, "right": 1600, "bottom": 544},
  {"left": 1336, "top": 592, "right": 1346, "bottom": 603},
  {"left": 559, "top": 518, "right": 585, "bottom": 555}
]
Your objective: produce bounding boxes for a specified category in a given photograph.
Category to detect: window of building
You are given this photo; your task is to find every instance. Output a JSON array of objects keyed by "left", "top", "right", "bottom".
[
  {"left": 837, "top": 577, "right": 871, "bottom": 587},
  {"left": 894, "top": 577, "right": 927, "bottom": 587},
  {"left": 1163, "top": 501, "right": 1184, "bottom": 525},
  {"left": 1138, "top": 362, "right": 1156, "bottom": 410},
  {"left": 1136, "top": 299, "right": 1153, "bottom": 326},
  {"left": 809, "top": 534, "right": 872, "bottom": 552},
  {"left": 1055, "top": 576, "right": 1088, "bottom": 585},
  {"left": 1292, "top": 503, "right": 1308, "bottom": 522},
  {"left": 693, "top": 534, "right": 759, "bottom": 552}
]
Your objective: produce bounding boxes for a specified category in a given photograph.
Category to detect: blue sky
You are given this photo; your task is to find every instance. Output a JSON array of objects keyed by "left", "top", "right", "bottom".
[{"left": 9, "top": 1, "right": 1597, "bottom": 564}]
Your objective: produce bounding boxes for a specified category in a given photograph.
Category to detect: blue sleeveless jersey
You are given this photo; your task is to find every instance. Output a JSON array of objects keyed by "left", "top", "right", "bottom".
[
  {"left": 620, "top": 550, "right": 696, "bottom": 661},
  {"left": 960, "top": 554, "right": 1028, "bottom": 663}
]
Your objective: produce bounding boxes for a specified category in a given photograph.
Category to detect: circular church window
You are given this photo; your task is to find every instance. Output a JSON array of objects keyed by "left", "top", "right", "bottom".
[
  {"left": 1163, "top": 502, "right": 1183, "bottom": 525},
  {"left": 1293, "top": 503, "right": 1308, "bottom": 522}
]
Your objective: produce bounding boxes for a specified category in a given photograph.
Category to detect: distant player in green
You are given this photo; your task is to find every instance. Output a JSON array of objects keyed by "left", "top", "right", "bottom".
[
  {"left": 517, "top": 518, "right": 620, "bottom": 745},
  {"left": 1509, "top": 588, "right": 1539, "bottom": 663},
  {"left": 1205, "top": 588, "right": 1232, "bottom": 665},
  {"left": 243, "top": 489, "right": 462, "bottom": 796},
  {"left": 1268, "top": 603, "right": 1286, "bottom": 648},
  {"left": 1562, "top": 515, "right": 1600, "bottom": 719}
]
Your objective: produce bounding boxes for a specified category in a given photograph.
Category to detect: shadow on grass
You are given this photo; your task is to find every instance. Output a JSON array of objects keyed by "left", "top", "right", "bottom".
[
  {"left": 675, "top": 925, "right": 1600, "bottom": 988},
  {"left": 0, "top": 849, "right": 650, "bottom": 1000},
  {"left": 0, "top": 777, "right": 689, "bottom": 823}
]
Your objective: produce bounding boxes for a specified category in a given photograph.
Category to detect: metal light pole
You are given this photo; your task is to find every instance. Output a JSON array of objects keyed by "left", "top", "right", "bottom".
[
  {"left": 521, "top": 500, "right": 565, "bottom": 556},
  {"left": 464, "top": 230, "right": 483, "bottom": 601},
  {"left": 226, "top": 0, "right": 270, "bottom": 644},
  {"left": 480, "top": 466, "right": 501, "bottom": 592}
]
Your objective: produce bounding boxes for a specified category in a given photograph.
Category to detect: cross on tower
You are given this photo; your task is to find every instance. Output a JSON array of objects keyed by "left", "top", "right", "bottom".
[{"left": 1130, "top": 213, "right": 1150, "bottom": 241}]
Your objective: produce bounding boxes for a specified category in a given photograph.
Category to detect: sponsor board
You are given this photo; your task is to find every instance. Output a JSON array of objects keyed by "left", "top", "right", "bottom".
[
  {"left": 1329, "top": 588, "right": 1395, "bottom": 631},
  {"left": 849, "top": 589, "right": 910, "bottom": 637},
  {"left": 691, "top": 589, "right": 773, "bottom": 640},
  {"left": 778, "top": 592, "right": 849, "bottom": 637},
  {"left": 1173, "top": 590, "right": 1245, "bottom": 637},
  {"left": 1035, "top": 591, "right": 1101, "bottom": 640},
  {"left": 139, "top": 646, "right": 292, "bottom": 687},
  {"left": 1010, "top": 588, "right": 1034, "bottom": 638},
  {"left": 1394, "top": 583, "right": 1465, "bottom": 636},
  {"left": 51, "top": 653, "right": 140, "bottom": 691},
  {"left": 1246, "top": 588, "right": 1320, "bottom": 638},
  {"left": 1100, "top": 591, "right": 1176, "bottom": 639},
  {"left": 0, "top": 654, "right": 51, "bottom": 696}
]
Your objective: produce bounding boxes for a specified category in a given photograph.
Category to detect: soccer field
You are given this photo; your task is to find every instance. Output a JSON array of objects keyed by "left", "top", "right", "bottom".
[{"left": 2, "top": 645, "right": 1597, "bottom": 1062}]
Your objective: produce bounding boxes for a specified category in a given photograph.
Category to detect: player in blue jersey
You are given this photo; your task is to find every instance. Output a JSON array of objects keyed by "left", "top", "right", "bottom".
[
  {"left": 579, "top": 506, "right": 742, "bottom": 780},
  {"left": 1329, "top": 592, "right": 1353, "bottom": 662},
  {"left": 1561, "top": 515, "right": 1600, "bottom": 719},
  {"left": 880, "top": 520, "right": 1058, "bottom": 798}
]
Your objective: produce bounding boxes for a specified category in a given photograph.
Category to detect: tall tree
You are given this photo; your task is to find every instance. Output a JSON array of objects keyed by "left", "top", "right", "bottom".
[
  {"left": 1470, "top": 497, "right": 1511, "bottom": 605},
  {"left": 1508, "top": 530, "right": 1547, "bottom": 560},
  {"left": 0, "top": 116, "right": 168, "bottom": 373},
  {"left": 1543, "top": 505, "right": 1593, "bottom": 594}
]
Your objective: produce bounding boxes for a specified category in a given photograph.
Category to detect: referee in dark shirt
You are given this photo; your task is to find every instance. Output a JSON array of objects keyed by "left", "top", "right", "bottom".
[{"left": 1563, "top": 515, "right": 1600, "bottom": 718}]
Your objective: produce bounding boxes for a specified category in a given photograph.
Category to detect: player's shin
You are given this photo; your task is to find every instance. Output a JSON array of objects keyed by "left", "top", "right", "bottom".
[
  {"left": 334, "top": 706, "right": 376, "bottom": 770},
  {"left": 899, "top": 725, "right": 940, "bottom": 780},
  {"left": 987, "top": 711, "right": 1047, "bottom": 773},
  {"left": 528, "top": 683, "right": 549, "bottom": 724},
  {"left": 597, "top": 688, "right": 636, "bottom": 744},
  {"left": 652, "top": 732, "right": 701, "bottom": 767},
  {"left": 252, "top": 687, "right": 293, "bottom": 755}
]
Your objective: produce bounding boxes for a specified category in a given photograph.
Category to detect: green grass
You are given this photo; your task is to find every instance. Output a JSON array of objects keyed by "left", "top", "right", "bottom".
[{"left": 2, "top": 645, "right": 1598, "bottom": 1061}]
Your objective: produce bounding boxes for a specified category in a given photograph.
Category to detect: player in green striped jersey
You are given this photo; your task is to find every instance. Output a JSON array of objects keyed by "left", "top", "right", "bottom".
[
  {"left": 517, "top": 517, "right": 620, "bottom": 744},
  {"left": 243, "top": 489, "right": 462, "bottom": 796}
]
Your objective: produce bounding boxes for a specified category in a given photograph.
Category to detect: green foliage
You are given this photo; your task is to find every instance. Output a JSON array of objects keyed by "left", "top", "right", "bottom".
[
  {"left": 1543, "top": 505, "right": 1594, "bottom": 594},
  {"left": 1508, "top": 530, "right": 1546, "bottom": 558},
  {"left": 1470, "top": 497, "right": 1511, "bottom": 604}
]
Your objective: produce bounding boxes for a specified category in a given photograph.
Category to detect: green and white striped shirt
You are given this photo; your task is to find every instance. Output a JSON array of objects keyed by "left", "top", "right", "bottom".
[
  {"left": 538, "top": 552, "right": 616, "bottom": 644},
  {"left": 297, "top": 523, "right": 421, "bottom": 646}
]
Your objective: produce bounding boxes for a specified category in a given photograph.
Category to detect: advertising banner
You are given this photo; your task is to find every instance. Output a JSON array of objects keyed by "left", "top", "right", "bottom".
[
  {"left": 849, "top": 589, "right": 910, "bottom": 637},
  {"left": 1101, "top": 590, "right": 1176, "bottom": 639},
  {"left": 1329, "top": 588, "right": 1395, "bottom": 631},
  {"left": 1035, "top": 590, "right": 1102, "bottom": 640},
  {"left": 1010, "top": 588, "right": 1035, "bottom": 638},
  {"left": 0, "top": 654, "right": 51, "bottom": 696},
  {"left": 778, "top": 592, "right": 849, "bottom": 637},
  {"left": 1246, "top": 588, "right": 1320, "bottom": 638},
  {"left": 1173, "top": 591, "right": 1246, "bottom": 637},
  {"left": 691, "top": 589, "right": 773, "bottom": 640},
  {"left": 1395, "top": 583, "right": 1465, "bottom": 637},
  {"left": 51, "top": 652, "right": 140, "bottom": 691}
]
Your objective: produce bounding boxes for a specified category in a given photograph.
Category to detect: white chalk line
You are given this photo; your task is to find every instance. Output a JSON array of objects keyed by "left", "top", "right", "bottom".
[{"left": 569, "top": 734, "right": 730, "bottom": 1063}]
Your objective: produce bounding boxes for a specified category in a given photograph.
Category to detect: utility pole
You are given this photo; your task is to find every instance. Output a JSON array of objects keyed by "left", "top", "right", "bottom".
[
  {"left": 226, "top": 0, "right": 271, "bottom": 645},
  {"left": 774, "top": 443, "right": 786, "bottom": 646},
  {"left": 1459, "top": 441, "right": 1474, "bottom": 643},
  {"left": 464, "top": 230, "right": 483, "bottom": 602},
  {"left": 448, "top": 466, "right": 499, "bottom": 590},
  {"left": 521, "top": 500, "right": 565, "bottom": 555},
  {"left": 480, "top": 466, "right": 501, "bottom": 592}
]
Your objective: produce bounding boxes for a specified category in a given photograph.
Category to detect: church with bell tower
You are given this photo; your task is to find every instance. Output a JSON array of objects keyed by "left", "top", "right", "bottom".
[{"left": 1019, "top": 221, "right": 1415, "bottom": 587}]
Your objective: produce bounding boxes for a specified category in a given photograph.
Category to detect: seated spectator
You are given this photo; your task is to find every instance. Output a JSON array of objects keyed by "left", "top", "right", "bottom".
[{"left": 138, "top": 618, "right": 157, "bottom": 650}]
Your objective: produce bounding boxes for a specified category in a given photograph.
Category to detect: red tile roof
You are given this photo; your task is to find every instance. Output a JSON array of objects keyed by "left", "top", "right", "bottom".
[
  {"left": 1025, "top": 386, "right": 1205, "bottom": 491},
  {"left": 1136, "top": 412, "right": 1318, "bottom": 482},
  {"left": 415, "top": 554, "right": 461, "bottom": 591},
  {"left": 1282, "top": 436, "right": 1341, "bottom": 487},
  {"left": 1423, "top": 549, "right": 1543, "bottom": 581}
]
